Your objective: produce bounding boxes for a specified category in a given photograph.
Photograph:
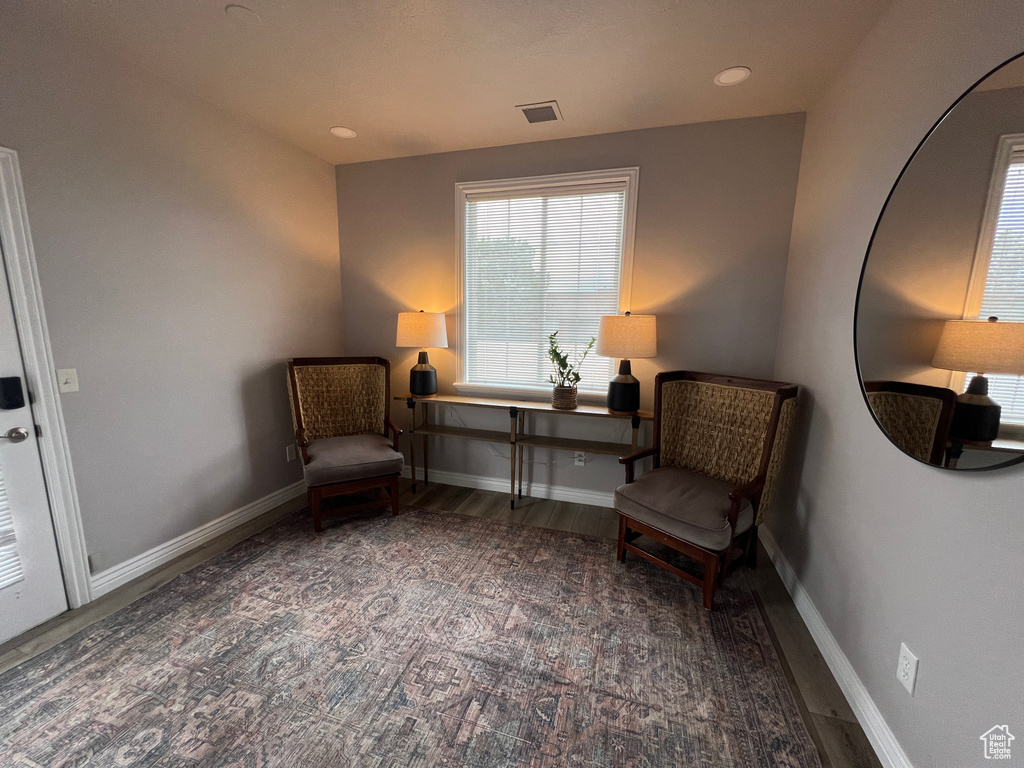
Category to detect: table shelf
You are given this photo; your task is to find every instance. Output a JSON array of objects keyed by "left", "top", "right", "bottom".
[
  {"left": 517, "top": 434, "right": 634, "bottom": 456},
  {"left": 416, "top": 424, "right": 510, "bottom": 444},
  {"left": 397, "top": 394, "right": 651, "bottom": 507}
]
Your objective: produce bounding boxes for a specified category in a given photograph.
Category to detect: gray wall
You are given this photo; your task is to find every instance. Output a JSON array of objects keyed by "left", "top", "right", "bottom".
[
  {"left": 0, "top": 10, "right": 343, "bottom": 571},
  {"left": 857, "top": 85, "right": 1024, "bottom": 386},
  {"left": 772, "top": 0, "right": 1024, "bottom": 765},
  {"left": 336, "top": 115, "right": 805, "bottom": 494}
]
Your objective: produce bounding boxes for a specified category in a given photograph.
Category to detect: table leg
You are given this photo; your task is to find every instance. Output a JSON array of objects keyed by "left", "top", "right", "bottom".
[
  {"left": 509, "top": 407, "right": 519, "bottom": 509},
  {"left": 946, "top": 441, "right": 964, "bottom": 469},
  {"left": 422, "top": 402, "right": 430, "bottom": 487},
  {"left": 406, "top": 397, "right": 417, "bottom": 492},
  {"left": 517, "top": 411, "right": 525, "bottom": 499},
  {"left": 631, "top": 414, "right": 641, "bottom": 452}
]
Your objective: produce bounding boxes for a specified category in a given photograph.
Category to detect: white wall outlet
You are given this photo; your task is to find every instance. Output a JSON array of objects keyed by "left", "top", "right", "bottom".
[
  {"left": 56, "top": 368, "right": 79, "bottom": 393},
  {"left": 573, "top": 451, "right": 586, "bottom": 466},
  {"left": 897, "top": 642, "right": 919, "bottom": 695},
  {"left": 286, "top": 444, "right": 297, "bottom": 462}
]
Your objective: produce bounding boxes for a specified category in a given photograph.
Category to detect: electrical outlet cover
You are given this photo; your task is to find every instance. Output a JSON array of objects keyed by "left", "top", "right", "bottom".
[{"left": 897, "top": 642, "right": 919, "bottom": 695}]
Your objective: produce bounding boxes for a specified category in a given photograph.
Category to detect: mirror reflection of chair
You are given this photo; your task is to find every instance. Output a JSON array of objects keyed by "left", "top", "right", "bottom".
[
  {"left": 863, "top": 381, "right": 956, "bottom": 466},
  {"left": 615, "top": 371, "right": 799, "bottom": 610},
  {"left": 287, "top": 357, "right": 404, "bottom": 532}
]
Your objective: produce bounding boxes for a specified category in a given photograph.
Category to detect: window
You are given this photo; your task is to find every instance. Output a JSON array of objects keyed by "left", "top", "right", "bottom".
[
  {"left": 456, "top": 169, "right": 638, "bottom": 397},
  {"left": 963, "top": 134, "right": 1024, "bottom": 431}
]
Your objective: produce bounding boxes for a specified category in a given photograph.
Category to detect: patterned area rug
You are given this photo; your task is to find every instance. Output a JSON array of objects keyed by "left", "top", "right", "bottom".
[{"left": 0, "top": 508, "right": 821, "bottom": 767}]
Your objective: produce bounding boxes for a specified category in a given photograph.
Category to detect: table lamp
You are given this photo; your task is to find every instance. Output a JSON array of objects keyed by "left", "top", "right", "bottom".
[
  {"left": 597, "top": 312, "right": 657, "bottom": 413},
  {"left": 931, "top": 316, "right": 1024, "bottom": 441},
  {"left": 396, "top": 310, "right": 448, "bottom": 397}
]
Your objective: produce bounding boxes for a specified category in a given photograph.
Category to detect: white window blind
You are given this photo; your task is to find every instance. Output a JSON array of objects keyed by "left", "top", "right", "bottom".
[
  {"left": 973, "top": 147, "right": 1024, "bottom": 426},
  {"left": 458, "top": 170, "right": 637, "bottom": 396},
  {"left": 0, "top": 459, "right": 24, "bottom": 590}
]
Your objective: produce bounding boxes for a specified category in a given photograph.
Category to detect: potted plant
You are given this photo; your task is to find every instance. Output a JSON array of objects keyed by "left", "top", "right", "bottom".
[{"left": 548, "top": 331, "right": 595, "bottom": 410}]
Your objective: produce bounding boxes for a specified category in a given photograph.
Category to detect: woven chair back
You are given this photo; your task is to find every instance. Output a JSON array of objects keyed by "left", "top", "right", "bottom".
[
  {"left": 863, "top": 381, "right": 954, "bottom": 466},
  {"left": 758, "top": 397, "right": 798, "bottom": 524},
  {"left": 658, "top": 376, "right": 797, "bottom": 525},
  {"left": 288, "top": 360, "right": 387, "bottom": 440},
  {"left": 866, "top": 390, "right": 943, "bottom": 464}
]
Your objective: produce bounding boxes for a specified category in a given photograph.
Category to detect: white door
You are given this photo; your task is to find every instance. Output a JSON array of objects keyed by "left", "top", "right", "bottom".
[{"left": 0, "top": 232, "right": 67, "bottom": 644}]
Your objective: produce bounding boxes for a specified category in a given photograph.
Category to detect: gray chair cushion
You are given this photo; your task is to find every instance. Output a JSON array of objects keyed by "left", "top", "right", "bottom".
[
  {"left": 303, "top": 434, "right": 404, "bottom": 487},
  {"left": 614, "top": 466, "right": 753, "bottom": 552}
]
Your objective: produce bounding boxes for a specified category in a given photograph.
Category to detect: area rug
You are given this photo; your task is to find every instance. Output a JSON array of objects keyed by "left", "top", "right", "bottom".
[{"left": 0, "top": 507, "right": 821, "bottom": 768}]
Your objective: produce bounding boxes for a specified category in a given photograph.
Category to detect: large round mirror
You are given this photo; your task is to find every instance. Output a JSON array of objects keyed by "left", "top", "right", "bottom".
[{"left": 856, "top": 53, "right": 1024, "bottom": 470}]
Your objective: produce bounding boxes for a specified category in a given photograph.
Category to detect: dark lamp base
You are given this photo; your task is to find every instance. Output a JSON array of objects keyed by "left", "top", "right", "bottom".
[
  {"left": 950, "top": 399, "right": 1000, "bottom": 442},
  {"left": 950, "top": 375, "right": 1000, "bottom": 442},
  {"left": 409, "top": 351, "right": 438, "bottom": 397},
  {"left": 607, "top": 359, "right": 640, "bottom": 414}
]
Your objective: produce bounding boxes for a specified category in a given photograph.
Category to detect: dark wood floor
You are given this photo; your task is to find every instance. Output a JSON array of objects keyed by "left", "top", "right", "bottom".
[{"left": 0, "top": 479, "right": 881, "bottom": 768}]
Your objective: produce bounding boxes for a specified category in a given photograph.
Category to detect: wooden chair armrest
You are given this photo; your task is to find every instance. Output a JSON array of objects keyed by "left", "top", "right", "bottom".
[
  {"left": 729, "top": 478, "right": 764, "bottom": 502},
  {"left": 619, "top": 447, "right": 658, "bottom": 465},
  {"left": 385, "top": 419, "right": 402, "bottom": 451},
  {"left": 619, "top": 447, "right": 658, "bottom": 483},
  {"left": 295, "top": 428, "right": 310, "bottom": 465},
  {"left": 727, "top": 478, "right": 765, "bottom": 531}
]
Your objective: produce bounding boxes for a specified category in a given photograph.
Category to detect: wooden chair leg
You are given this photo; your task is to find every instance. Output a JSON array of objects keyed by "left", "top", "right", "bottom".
[
  {"left": 390, "top": 476, "right": 400, "bottom": 516},
  {"left": 311, "top": 487, "right": 323, "bottom": 533},
  {"left": 617, "top": 515, "right": 627, "bottom": 562},
  {"left": 702, "top": 554, "right": 720, "bottom": 610}
]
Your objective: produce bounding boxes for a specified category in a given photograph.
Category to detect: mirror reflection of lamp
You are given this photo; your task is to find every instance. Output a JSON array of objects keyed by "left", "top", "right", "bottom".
[
  {"left": 596, "top": 312, "right": 657, "bottom": 414},
  {"left": 931, "top": 316, "right": 1024, "bottom": 441},
  {"left": 396, "top": 311, "right": 448, "bottom": 397}
]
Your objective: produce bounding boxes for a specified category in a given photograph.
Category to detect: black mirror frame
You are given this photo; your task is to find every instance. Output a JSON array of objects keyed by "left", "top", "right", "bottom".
[{"left": 853, "top": 50, "right": 1024, "bottom": 471}]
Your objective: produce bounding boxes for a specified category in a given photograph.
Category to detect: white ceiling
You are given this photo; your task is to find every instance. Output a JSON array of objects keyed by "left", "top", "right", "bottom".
[{"left": 22, "top": 0, "right": 893, "bottom": 164}]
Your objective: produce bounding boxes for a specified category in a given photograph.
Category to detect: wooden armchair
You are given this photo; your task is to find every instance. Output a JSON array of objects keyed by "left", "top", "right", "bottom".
[
  {"left": 286, "top": 357, "right": 403, "bottom": 532},
  {"left": 615, "top": 371, "right": 799, "bottom": 609},
  {"left": 864, "top": 380, "right": 955, "bottom": 466}
]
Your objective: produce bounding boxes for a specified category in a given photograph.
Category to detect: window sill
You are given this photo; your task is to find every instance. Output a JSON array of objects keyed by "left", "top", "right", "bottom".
[{"left": 453, "top": 381, "right": 607, "bottom": 405}]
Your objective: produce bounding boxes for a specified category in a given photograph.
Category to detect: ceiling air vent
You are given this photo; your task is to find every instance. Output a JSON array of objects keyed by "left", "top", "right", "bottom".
[{"left": 517, "top": 101, "right": 563, "bottom": 124}]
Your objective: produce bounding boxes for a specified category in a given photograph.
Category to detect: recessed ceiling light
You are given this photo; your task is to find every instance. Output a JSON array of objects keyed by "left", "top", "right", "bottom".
[
  {"left": 714, "top": 66, "right": 751, "bottom": 86},
  {"left": 224, "top": 4, "right": 261, "bottom": 26},
  {"left": 330, "top": 126, "right": 357, "bottom": 139}
]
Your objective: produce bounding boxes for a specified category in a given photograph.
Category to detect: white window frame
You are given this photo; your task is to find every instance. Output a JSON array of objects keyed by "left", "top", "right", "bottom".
[
  {"left": 960, "top": 133, "right": 1024, "bottom": 438},
  {"left": 454, "top": 168, "right": 640, "bottom": 400}
]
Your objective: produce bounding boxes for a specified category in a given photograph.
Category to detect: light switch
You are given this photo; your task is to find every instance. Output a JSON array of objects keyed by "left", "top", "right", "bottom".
[{"left": 56, "top": 368, "right": 79, "bottom": 393}]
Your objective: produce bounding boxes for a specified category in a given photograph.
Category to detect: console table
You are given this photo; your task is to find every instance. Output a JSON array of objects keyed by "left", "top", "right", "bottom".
[
  {"left": 396, "top": 394, "right": 653, "bottom": 508},
  {"left": 945, "top": 437, "right": 1024, "bottom": 468}
]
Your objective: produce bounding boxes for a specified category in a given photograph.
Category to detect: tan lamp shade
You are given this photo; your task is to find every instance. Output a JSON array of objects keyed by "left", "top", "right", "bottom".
[
  {"left": 931, "top": 318, "right": 1024, "bottom": 374},
  {"left": 596, "top": 313, "right": 657, "bottom": 359},
  {"left": 396, "top": 311, "right": 448, "bottom": 349}
]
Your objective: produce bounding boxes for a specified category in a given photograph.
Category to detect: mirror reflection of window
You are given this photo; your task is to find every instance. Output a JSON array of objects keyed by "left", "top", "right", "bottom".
[{"left": 962, "top": 134, "right": 1024, "bottom": 437}]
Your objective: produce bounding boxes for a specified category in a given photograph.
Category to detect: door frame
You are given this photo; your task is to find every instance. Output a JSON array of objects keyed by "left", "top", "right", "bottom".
[{"left": 0, "top": 146, "right": 91, "bottom": 608}]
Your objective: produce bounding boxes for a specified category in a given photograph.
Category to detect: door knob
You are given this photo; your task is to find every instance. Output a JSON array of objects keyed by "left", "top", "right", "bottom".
[{"left": 1, "top": 427, "right": 30, "bottom": 443}]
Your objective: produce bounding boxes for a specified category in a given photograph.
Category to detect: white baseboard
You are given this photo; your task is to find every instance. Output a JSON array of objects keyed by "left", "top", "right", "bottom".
[
  {"left": 402, "top": 467, "right": 615, "bottom": 508},
  {"left": 90, "top": 481, "right": 307, "bottom": 597},
  {"left": 759, "top": 527, "right": 914, "bottom": 768}
]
